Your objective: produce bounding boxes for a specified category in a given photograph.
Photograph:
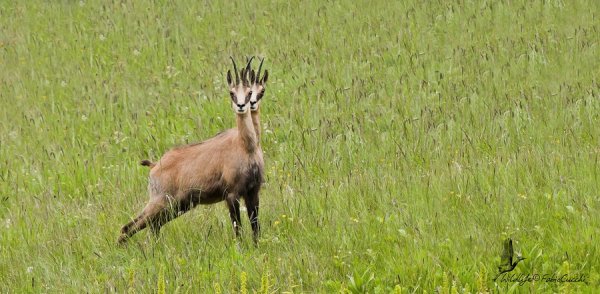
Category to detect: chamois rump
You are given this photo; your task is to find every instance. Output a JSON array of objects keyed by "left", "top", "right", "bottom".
[{"left": 118, "top": 58, "right": 264, "bottom": 244}]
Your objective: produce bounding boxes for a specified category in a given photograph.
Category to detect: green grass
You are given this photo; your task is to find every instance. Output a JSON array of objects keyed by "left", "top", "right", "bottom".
[{"left": 1, "top": 0, "right": 599, "bottom": 292}]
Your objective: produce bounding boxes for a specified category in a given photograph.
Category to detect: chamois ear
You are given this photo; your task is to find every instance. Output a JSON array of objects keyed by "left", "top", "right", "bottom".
[
  {"left": 261, "top": 70, "right": 269, "bottom": 84},
  {"left": 250, "top": 70, "right": 256, "bottom": 84},
  {"left": 227, "top": 70, "right": 232, "bottom": 86}
]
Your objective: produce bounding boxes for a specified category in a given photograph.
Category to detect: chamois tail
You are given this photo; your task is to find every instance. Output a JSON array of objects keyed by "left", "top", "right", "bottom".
[{"left": 140, "top": 159, "right": 155, "bottom": 168}]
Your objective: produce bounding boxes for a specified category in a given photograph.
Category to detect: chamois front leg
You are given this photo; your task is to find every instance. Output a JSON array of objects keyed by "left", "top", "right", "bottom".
[
  {"left": 245, "top": 190, "right": 260, "bottom": 244},
  {"left": 226, "top": 194, "right": 242, "bottom": 238}
]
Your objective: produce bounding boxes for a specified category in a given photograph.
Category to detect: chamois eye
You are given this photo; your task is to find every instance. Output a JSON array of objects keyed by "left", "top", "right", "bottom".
[
  {"left": 257, "top": 89, "right": 265, "bottom": 100},
  {"left": 248, "top": 91, "right": 253, "bottom": 97}
]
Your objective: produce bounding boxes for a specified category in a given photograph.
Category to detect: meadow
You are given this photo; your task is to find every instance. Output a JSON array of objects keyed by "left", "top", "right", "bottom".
[{"left": 1, "top": 0, "right": 599, "bottom": 292}]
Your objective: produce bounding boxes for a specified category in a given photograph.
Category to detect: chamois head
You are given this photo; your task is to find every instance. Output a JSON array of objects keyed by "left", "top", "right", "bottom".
[
  {"left": 227, "top": 57, "right": 254, "bottom": 114},
  {"left": 248, "top": 57, "right": 269, "bottom": 112}
]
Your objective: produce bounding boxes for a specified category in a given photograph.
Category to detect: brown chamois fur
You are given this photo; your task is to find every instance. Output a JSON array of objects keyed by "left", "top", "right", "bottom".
[{"left": 118, "top": 58, "right": 264, "bottom": 245}]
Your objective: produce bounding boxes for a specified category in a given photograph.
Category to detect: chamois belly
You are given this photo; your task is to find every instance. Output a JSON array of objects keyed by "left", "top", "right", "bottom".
[
  {"left": 173, "top": 189, "right": 226, "bottom": 214},
  {"left": 197, "top": 188, "right": 227, "bottom": 204}
]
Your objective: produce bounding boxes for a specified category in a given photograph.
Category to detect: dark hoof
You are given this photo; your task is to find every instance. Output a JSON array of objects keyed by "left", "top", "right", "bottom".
[{"left": 117, "top": 234, "right": 128, "bottom": 246}]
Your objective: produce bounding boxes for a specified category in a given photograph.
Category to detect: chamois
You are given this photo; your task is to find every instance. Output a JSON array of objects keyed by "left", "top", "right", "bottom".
[
  {"left": 118, "top": 57, "right": 264, "bottom": 244},
  {"left": 248, "top": 57, "right": 269, "bottom": 144}
]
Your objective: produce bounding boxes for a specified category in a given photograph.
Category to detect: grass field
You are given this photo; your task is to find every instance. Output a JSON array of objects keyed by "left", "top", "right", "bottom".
[{"left": 1, "top": 0, "right": 599, "bottom": 292}]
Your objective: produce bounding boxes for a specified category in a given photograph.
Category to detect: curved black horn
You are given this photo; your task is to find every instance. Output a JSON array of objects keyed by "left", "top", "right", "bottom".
[
  {"left": 256, "top": 57, "right": 265, "bottom": 82},
  {"left": 230, "top": 56, "right": 239, "bottom": 84},
  {"left": 246, "top": 56, "right": 254, "bottom": 68},
  {"left": 245, "top": 56, "right": 255, "bottom": 71},
  {"left": 243, "top": 56, "right": 255, "bottom": 85}
]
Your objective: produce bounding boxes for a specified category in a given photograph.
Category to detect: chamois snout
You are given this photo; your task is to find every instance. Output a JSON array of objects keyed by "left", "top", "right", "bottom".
[
  {"left": 235, "top": 103, "right": 248, "bottom": 113},
  {"left": 249, "top": 101, "right": 258, "bottom": 110}
]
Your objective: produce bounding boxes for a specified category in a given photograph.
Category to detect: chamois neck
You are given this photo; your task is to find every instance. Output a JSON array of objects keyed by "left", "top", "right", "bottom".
[
  {"left": 236, "top": 112, "right": 257, "bottom": 153},
  {"left": 251, "top": 109, "right": 261, "bottom": 145}
]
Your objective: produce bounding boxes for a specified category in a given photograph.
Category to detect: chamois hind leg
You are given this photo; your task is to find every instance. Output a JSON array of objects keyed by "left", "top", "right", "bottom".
[
  {"left": 118, "top": 199, "right": 168, "bottom": 245},
  {"left": 245, "top": 189, "right": 260, "bottom": 244},
  {"left": 148, "top": 197, "right": 182, "bottom": 239},
  {"left": 226, "top": 193, "right": 242, "bottom": 238},
  {"left": 120, "top": 215, "right": 143, "bottom": 236}
]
